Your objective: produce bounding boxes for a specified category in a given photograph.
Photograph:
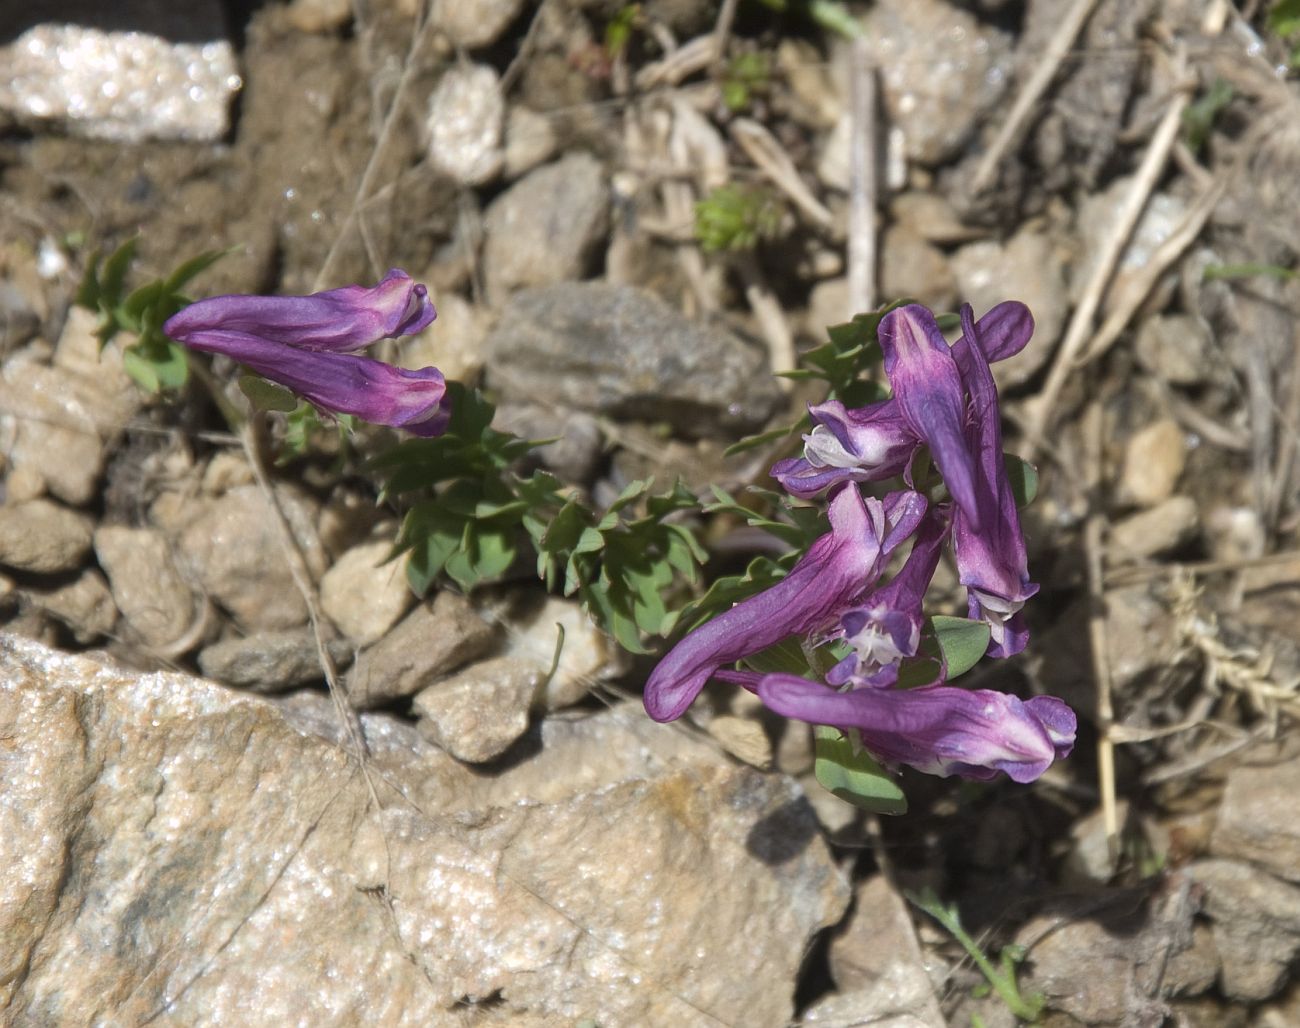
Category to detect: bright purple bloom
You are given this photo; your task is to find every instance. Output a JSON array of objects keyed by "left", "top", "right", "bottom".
[
  {"left": 643, "top": 485, "right": 927, "bottom": 722},
  {"left": 758, "top": 673, "right": 1076, "bottom": 783},
  {"left": 949, "top": 305, "right": 1038, "bottom": 656},
  {"left": 164, "top": 269, "right": 449, "bottom": 436}
]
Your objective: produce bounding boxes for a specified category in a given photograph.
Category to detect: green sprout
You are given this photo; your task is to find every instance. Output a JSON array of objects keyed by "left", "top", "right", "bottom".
[
  {"left": 721, "top": 51, "right": 772, "bottom": 112},
  {"left": 694, "top": 184, "right": 784, "bottom": 252},
  {"left": 604, "top": 4, "right": 642, "bottom": 60},
  {"left": 747, "top": 0, "right": 862, "bottom": 40},
  {"left": 908, "top": 888, "right": 1045, "bottom": 1023},
  {"left": 1181, "top": 79, "right": 1233, "bottom": 153}
]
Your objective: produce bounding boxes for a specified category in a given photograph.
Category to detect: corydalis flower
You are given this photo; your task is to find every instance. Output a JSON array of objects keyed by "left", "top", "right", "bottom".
[
  {"left": 643, "top": 485, "right": 927, "bottom": 723},
  {"left": 164, "top": 269, "right": 450, "bottom": 436},
  {"left": 758, "top": 673, "right": 1076, "bottom": 783}
]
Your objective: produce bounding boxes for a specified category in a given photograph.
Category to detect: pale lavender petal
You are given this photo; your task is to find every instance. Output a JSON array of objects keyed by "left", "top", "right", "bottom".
[
  {"left": 878, "top": 305, "right": 979, "bottom": 526},
  {"left": 165, "top": 269, "right": 436, "bottom": 354},
  {"left": 644, "top": 486, "right": 925, "bottom": 722},
  {"left": 180, "top": 329, "right": 449, "bottom": 436},
  {"left": 757, "top": 674, "right": 1076, "bottom": 783},
  {"left": 772, "top": 399, "right": 916, "bottom": 498}
]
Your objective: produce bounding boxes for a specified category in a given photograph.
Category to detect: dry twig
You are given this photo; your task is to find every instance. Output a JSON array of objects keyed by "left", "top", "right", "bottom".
[{"left": 846, "top": 37, "right": 877, "bottom": 316}]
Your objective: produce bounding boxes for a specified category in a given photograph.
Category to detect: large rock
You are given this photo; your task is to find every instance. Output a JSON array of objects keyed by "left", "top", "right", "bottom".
[
  {"left": 484, "top": 283, "right": 781, "bottom": 436},
  {"left": 0, "top": 635, "right": 849, "bottom": 1025}
]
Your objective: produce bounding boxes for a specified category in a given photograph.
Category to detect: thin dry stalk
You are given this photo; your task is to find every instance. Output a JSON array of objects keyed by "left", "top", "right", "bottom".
[
  {"left": 1266, "top": 322, "right": 1300, "bottom": 528},
  {"left": 730, "top": 118, "right": 836, "bottom": 232},
  {"left": 846, "top": 37, "right": 877, "bottom": 316},
  {"left": 969, "top": 0, "right": 1101, "bottom": 195},
  {"left": 1022, "top": 85, "right": 1189, "bottom": 463},
  {"left": 710, "top": 0, "right": 740, "bottom": 76}
]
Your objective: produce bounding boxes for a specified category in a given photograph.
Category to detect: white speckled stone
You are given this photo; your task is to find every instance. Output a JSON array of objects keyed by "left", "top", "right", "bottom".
[
  {"left": 426, "top": 64, "right": 505, "bottom": 187},
  {"left": 1, "top": 635, "right": 849, "bottom": 1025}
]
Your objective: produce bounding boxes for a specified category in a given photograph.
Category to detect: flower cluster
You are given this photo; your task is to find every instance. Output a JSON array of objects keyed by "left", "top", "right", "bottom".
[
  {"left": 645, "top": 302, "right": 1076, "bottom": 784},
  {"left": 163, "top": 269, "right": 450, "bottom": 436}
]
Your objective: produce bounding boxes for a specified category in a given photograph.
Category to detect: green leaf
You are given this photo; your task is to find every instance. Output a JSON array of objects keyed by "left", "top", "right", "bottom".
[
  {"left": 814, "top": 727, "right": 907, "bottom": 814},
  {"left": 1269, "top": 0, "right": 1300, "bottom": 37},
  {"left": 239, "top": 375, "right": 299, "bottom": 413},
  {"left": 1003, "top": 453, "right": 1038, "bottom": 507},
  {"left": 929, "top": 616, "right": 991, "bottom": 680},
  {"left": 741, "top": 637, "right": 811, "bottom": 676},
  {"left": 164, "top": 247, "right": 234, "bottom": 293},
  {"left": 121, "top": 346, "right": 161, "bottom": 393}
]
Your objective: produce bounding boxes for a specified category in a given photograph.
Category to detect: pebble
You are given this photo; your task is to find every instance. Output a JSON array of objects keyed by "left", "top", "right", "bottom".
[
  {"left": 1109, "top": 495, "right": 1199, "bottom": 560},
  {"left": 503, "top": 105, "right": 558, "bottom": 180},
  {"left": 1135, "top": 314, "right": 1215, "bottom": 387},
  {"left": 426, "top": 64, "right": 505, "bottom": 187},
  {"left": 491, "top": 403, "right": 605, "bottom": 485},
  {"left": 412, "top": 655, "right": 539, "bottom": 763},
  {"left": 706, "top": 715, "right": 773, "bottom": 769},
  {"left": 1118, "top": 418, "right": 1188, "bottom": 509},
  {"left": 493, "top": 593, "right": 623, "bottom": 710},
  {"left": 879, "top": 224, "right": 958, "bottom": 311},
  {"left": 346, "top": 591, "right": 495, "bottom": 708},
  {"left": 22, "top": 569, "right": 117, "bottom": 644},
  {"left": 950, "top": 227, "right": 1068, "bottom": 388},
  {"left": 0, "top": 499, "right": 92, "bottom": 574},
  {"left": 890, "top": 191, "right": 983, "bottom": 245},
  {"left": 482, "top": 153, "right": 609, "bottom": 301},
  {"left": 93, "top": 526, "right": 199, "bottom": 651},
  {"left": 484, "top": 282, "right": 781, "bottom": 437},
  {"left": 197, "top": 628, "right": 354, "bottom": 692},
  {"left": 1212, "top": 751, "right": 1300, "bottom": 883},
  {"left": 430, "top": 0, "right": 526, "bottom": 49},
  {"left": 318, "top": 540, "right": 413, "bottom": 647}
]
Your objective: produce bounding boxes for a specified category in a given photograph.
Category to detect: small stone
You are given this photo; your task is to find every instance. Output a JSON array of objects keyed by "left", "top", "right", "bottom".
[
  {"left": 482, "top": 154, "right": 609, "bottom": 301},
  {"left": 1062, "top": 801, "right": 1130, "bottom": 884},
  {"left": 1118, "top": 418, "right": 1188, "bottom": 509},
  {"left": 285, "top": 0, "right": 352, "bottom": 32},
  {"left": 177, "top": 484, "right": 323, "bottom": 631},
  {"left": 484, "top": 282, "right": 780, "bottom": 437},
  {"left": 778, "top": 39, "right": 842, "bottom": 129},
  {"left": 493, "top": 594, "right": 622, "bottom": 710},
  {"left": 430, "top": 0, "right": 525, "bottom": 48},
  {"left": 706, "top": 715, "right": 773, "bottom": 769},
  {"left": 860, "top": 0, "right": 1013, "bottom": 165},
  {"left": 197, "top": 629, "right": 353, "bottom": 692},
  {"left": 879, "top": 224, "right": 958, "bottom": 311},
  {"left": 815, "top": 111, "right": 853, "bottom": 192},
  {"left": 200, "top": 452, "right": 255, "bottom": 495},
  {"left": 347, "top": 591, "right": 495, "bottom": 708},
  {"left": 22, "top": 569, "right": 117, "bottom": 644},
  {"left": 1109, "top": 495, "right": 1199, "bottom": 559},
  {"left": 950, "top": 228, "right": 1068, "bottom": 388},
  {"left": 807, "top": 277, "right": 850, "bottom": 337},
  {"left": 503, "top": 105, "right": 558, "bottom": 179},
  {"left": 1188, "top": 858, "right": 1300, "bottom": 1001},
  {"left": 1212, "top": 753, "right": 1300, "bottom": 883},
  {"left": 1136, "top": 314, "right": 1215, "bottom": 387},
  {"left": 426, "top": 64, "right": 505, "bottom": 187},
  {"left": 3, "top": 465, "right": 45, "bottom": 503},
  {"left": 0, "top": 499, "right": 92, "bottom": 574},
  {"left": 318, "top": 540, "right": 412, "bottom": 647},
  {"left": 412, "top": 655, "right": 539, "bottom": 763},
  {"left": 93, "top": 526, "right": 198, "bottom": 651},
  {"left": 890, "top": 191, "right": 982, "bottom": 245},
  {"left": 492, "top": 404, "right": 604, "bottom": 484}
]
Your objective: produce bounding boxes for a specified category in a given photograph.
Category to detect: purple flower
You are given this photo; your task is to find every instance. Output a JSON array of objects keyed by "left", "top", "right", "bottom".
[
  {"left": 758, "top": 673, "right": 1076, "bottom": 783},
  {"left": 643, "top": 485, "right": 927, "bottom": 722},
  {"left": 949, "top": 305, "right": 1038, "bottom": 656},
  {"left": 164, "top": 269, "right": 449, "bottom": 436}
]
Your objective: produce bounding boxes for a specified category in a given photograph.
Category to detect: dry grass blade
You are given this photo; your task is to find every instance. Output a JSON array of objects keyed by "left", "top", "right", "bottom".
[
  {"left": 730, "top": 117, "right": 835, "bottom": 232},
  {"left": 846, "top": 36, "right": 876, "bottom": 316}
]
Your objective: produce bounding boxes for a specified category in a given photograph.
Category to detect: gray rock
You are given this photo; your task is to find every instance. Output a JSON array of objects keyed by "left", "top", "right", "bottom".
[
  {"left": 825, "top": 876, "right": 946, "bottom": 1025},
  {"left": 1188, "top": 858, "right": 1300, "bottom": 1001},
  {"left": 426, "top": 64, "right": 505, "bottom": 187},
  {"left": 1109, "top": 495, "right": 1199, "bottom": 560},
  {"left": 1136, "top": 314, "right": 1215, "bottom": 387},
  {"left": 1212, "top": 752, "right": 1300, "bottom": 882},
  {"left": 21, "top": 568, "right": 117, "bottom": 643},
  {"left": 890, "top": 191, "right": 983, "bottom": 245},
  {"left": 949, "top": 228, "right": 1068, "bottom": 388},
  {"left": 503, "top": 105, "right": 558, "bottom": 180},
  {"left": 1118, "top": 418, "right": 1188, "bottom": 510},
  {"left": 318, "top": 539, "right": 413, "bottom": 647},
  {"left": 94, "top": 525, "right": 199, "bottom": 651},
  {"left": 347, "top": 591, "right": 495, "bottom": 708},
  {"left": 0, "top": 634, "right": 849, "bottom": 1026},
  {"left": 177, "top": 484, "right": 322, "bottom": 631},
  {"left": 859, "top": 0, "right": 1013, "bottom": 165},
  {"left": 430, "top": 0, "right": 526, "bottom": 49},
  {"left": 0, "top": 2, "right": 239, "bottom": 142},
  {"left": 0, "top": 499, "right": 92, "bottom": 573},
  {"left": 482, "top": 154, "right": 609, "bottom": 301},
  {"left": 197, "top": 629, "right": 353, "bottom": 692},
  {"left": 485, "top": 282, "right": 781, "bottom": 437},
  {"left": 413, "top": 655, "right": 539, "bottom": 763},
  {"left": 492, "top": 403, "right": 605, "bottom": 484}
]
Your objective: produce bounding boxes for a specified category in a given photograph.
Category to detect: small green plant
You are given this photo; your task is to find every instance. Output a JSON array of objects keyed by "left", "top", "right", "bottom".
[
  {"left": 721, "top": 51, "right": 772, "bottom": 112},
  {"left": 604, "top": 3, "right": 642, "bottom": 60},
  {"left": 1270, "top": 0, "right": 1300, "bottom": 68},
  {"left": 76, "top": 237, "right": 229, "bottom": 393},
  {"left": 694, "top": 184, "right": 784, "bottom": 252},
  {"left": 747, "top": 0, "right": 862, "bottom": 40},
  {"left": 1181, "top": 78, "right": 1233, "bottom": 153},
  {"left": 908, "top": 888, "right": 1045, "bottom": 1023}
]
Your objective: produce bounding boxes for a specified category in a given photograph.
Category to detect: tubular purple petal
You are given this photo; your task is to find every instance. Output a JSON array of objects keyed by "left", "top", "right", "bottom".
[
  {"left": 958, "top": 301, "right": 1035, "bottom": 365},
  {"left": 643, "top": 486, "right": 927, "bottom": 722},
  {"left": 878, "top": 305, "right": 979, "bottom": 526},
  {"left": 757, "top": 673, "right": 1076, "bottom": 783},
  {"left": 164, "top": 269, "right": 436, "bottom": 354},
  {"left": 180, "top": 329, "right": 449, "bottom": 436}
]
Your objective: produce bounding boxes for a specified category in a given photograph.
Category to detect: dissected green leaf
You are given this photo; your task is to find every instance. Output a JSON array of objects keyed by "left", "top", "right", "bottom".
[
  {"left": 239, "top": 375, "right": 299, "bottom": 413},
  {"left": 1003, "top": 453, "right": 1038, "bottom": 507},
  {"left": 814, "top": 726, "right": 907, "bottom": 814}
]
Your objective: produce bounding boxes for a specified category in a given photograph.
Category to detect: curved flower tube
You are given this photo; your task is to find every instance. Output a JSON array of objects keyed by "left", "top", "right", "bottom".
[
  {"left": 643, "top": 485, "right": 927, "bottom": 722},
  {"left": 758, "top": 673, "right": 1076, "bottom": 783},
  {"left": 164, "top": 269, "right": 449, "bottom": 436}
]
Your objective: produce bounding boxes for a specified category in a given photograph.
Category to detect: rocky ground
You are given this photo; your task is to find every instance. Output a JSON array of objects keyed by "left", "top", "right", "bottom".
[{"left": 3, "top": 0, "right": 1300, "bottom": 1025}]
